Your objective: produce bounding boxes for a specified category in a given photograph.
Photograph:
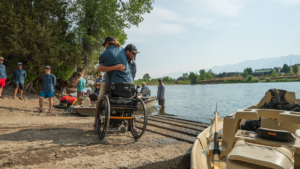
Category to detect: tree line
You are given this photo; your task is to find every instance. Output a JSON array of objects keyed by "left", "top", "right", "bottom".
[{"left": 0, "top": 0, "right": 154, "bottom": 92}]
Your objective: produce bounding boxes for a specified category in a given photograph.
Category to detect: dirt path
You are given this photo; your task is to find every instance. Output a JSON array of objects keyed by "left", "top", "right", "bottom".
[{"left": 0, "top": 90, "right": 192, "bottom": 169}]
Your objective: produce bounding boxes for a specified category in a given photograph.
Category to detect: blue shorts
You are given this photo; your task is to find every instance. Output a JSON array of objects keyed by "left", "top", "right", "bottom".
[{"left": 40, "top": 92, "right": 54, "bottom": 98}]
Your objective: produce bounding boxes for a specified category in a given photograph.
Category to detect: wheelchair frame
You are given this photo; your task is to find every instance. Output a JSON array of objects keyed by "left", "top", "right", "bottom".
[{"left": 95, "top": 85, "right": 147, "bottom": 140}]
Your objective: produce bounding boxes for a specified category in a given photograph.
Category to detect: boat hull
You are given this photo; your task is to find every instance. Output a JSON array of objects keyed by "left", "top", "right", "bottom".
[{"left": 70, "top": 97, "right": 157, "bottom": 116}]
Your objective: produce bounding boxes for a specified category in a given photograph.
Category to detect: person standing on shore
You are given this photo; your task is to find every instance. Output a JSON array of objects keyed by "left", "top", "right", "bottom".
[
  {"left": 0, "top": 57, "right": 6, "bottom": 99},
  {"left": 34, "top": 66, "right": 56, "bottom": 113},
  {"left": 74, "top": 73, "right": 86, "bottom": 106},
  {"left": 13, "top": 62, "right": 26, "bottom": 100},
  {"left": 157, "top": 79, "right": 165, "bottom": 108},
  {"left": 96, "top": 74, "right": 103, "bottom": 84}
]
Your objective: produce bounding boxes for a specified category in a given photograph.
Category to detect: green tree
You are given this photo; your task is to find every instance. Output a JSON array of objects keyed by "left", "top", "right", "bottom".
[
  {"left": 241, "top": 69, "right": 249, "bottom": 78},
  {"left": 271, "top": 69, "right": 276, "bottom": 77},
  {"left": 247, "top": 68, "right": 253, "bottom": 74},
  {"left": 188, "top": 72, "right": 197, "bottom": 84},
  {"left": 292, "top": 65, "right": 299, "bottom": 74},
  {"left": 280, "top": 64, "right": 291, "bottom": 73},
  {"left": 72, "top": 0, "right": 154, "bottom": 77},
  {"left": 199, "top": 69, "right": 206, "bottom": 80},
  {"left": 143, "top": 73, "right": 151, "bottom": 80},
  {"left": 182, "top": 73, "right": 189, "bottom": 81},
  {"left": 0, "top": 0, "right": 82, "bottom": 92},
  {"left": 207, "top": 69, "right": 217, "bottom": 78}
]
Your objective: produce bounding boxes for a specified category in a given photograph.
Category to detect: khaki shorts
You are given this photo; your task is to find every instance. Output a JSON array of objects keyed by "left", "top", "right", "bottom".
[
  {"left": 159, "top": 99, "right": 165, "bottom": 106},
  {"left": 95, "top": 83, "right": 110, "bottom": 114}
]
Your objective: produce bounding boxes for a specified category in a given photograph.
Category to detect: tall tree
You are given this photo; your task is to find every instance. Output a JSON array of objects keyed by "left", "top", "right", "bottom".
[
  {"left": 143, "top": 73, "right": 151, "bottom": 80},
  {"left": 292, "top": 65, "right": 299, "bottom": 74},
  {"left": 280, "top": 64, "right": 291, "bottom": 73},
  {"left": 182, "top": 73, "right": 188, "bottom": 81},
  {"left": 188, "top": 72, "right": 197, "bottom": 84},
  {"left": 72, "top": 0, "right": 154, "bottom": 81},
  {"left": 241, "top": 68, "right": 249, "bottom": 78},
  {"left": 0, "top": 0, "right": 82, "bottom": 92}
]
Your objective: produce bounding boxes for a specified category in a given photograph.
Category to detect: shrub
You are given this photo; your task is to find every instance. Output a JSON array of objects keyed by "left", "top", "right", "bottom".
[
  {"left": 252, "top": 78, "right": 259, "bottom": 82},
  {"left": 265, "top": 78, "right": 271, "bottom": 82},
  {"left": 247, "top": 75, "right": 253, "bottom": 82}
]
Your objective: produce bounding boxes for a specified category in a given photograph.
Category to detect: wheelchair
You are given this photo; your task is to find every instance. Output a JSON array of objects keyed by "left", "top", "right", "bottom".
[{"left": 95, "top": 82, "right": 147, "bottom": 140}]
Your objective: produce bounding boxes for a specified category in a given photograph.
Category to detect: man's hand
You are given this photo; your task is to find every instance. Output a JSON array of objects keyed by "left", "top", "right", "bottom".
[
  {"left": 159, "top": 98, "right": 162, "bottom": 101},
  {"left": 114, "top": 64, "right": 125, "bottom": 71}
]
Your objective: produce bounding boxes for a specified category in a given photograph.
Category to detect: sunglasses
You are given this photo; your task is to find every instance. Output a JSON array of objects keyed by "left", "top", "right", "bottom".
[{"left": 18, "top": 64, "right": 22, "bottom": 66}]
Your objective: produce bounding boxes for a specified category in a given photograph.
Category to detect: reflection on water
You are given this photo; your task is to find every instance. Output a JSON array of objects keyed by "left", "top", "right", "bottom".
[{"left": 144, "top": 82, "right": 300, "bottom": 123}]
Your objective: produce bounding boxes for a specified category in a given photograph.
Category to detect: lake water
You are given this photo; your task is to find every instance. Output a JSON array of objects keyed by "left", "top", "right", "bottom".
[{"left": 145, "top": 82, "right": 300, "bottom": 123}]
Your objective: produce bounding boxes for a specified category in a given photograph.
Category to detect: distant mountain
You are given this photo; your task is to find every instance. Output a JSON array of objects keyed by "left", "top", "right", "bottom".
[{"left": 157, "top": 55, "right": 300, "bottom": 79}]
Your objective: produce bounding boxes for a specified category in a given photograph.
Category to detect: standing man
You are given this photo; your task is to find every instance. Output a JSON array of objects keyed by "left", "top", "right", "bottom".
[
  {"left": 34, "top": 66, "right": 56, "bottom": 113},
  {"left": 125, "top": 44, "right": 139, "bottom": 81},
  {"left": 13, "top": 62, "right": 26, "bottom": 100},
  {"left": 74, "top": 73, "right": 86, "bottom": 105},
  {"left": 0, "top": 57, "right": 7, "bottom": 99},
  {"left": 96, "top": 74, "right": 103, "bottom": 83},
  {"left": 157, "top": 79, "right": 165, "bottom": 108}
]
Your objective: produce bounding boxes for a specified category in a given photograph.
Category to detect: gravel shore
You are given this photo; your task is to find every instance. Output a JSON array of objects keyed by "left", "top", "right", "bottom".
[{"left": 0, "top": 89, "right": 191, "bottom": 169}]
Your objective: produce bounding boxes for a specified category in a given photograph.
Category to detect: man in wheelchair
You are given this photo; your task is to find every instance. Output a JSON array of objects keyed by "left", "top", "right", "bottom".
[{"left": 94, "top": 37, "right": 146, "bottom": 140}]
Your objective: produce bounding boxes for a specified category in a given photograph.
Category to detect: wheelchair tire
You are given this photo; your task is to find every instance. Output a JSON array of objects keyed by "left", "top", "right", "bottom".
[
  {"left": 130, "top": 98, "right": 147, "bottom": 140},
  {"left": 96, "top": 95, "right": 110, "bottom": 140}
]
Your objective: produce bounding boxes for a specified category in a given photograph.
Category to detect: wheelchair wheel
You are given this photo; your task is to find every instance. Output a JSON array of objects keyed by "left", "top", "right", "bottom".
[
  {"left": 130, "top": 98, "right": 147, "bottom": 140},
  {"left": 96, "top": 95, "right": 110, "bottom": 140}
]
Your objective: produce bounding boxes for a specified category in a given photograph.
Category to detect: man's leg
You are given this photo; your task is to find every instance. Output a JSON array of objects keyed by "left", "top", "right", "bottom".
[
  {"left": 39, "top": 97, "right": 44, "bottom": 110},
  {"left": 94, "top": 83, "right": 109, "bottom": 128},
  {"left": 19, "top": 84, "right": 24, "bottom": 99},
  {"left": 14, "top": 88, "right": 18, "bottom": 98},
  {"left": 19, "top": 89, "right": 23, "bottom": 98},
  {"left": 0, "top": 78, "right": 5, "bottom": 98},
  {"left": 49, "top": 97, "right": 53, "bottom": 113}
]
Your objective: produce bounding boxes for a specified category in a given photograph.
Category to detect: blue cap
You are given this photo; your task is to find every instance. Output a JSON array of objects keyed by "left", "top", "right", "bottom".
[
  {"left": 18, "top": 62, "right": 22, "bottom": 66},
  {"left": 45, "top": 66, "right": 51, "bottom": 69}
]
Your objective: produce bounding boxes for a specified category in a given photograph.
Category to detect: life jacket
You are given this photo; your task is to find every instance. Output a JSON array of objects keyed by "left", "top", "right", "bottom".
[
  {"left": 61, "top": 96, "right": 77, "bottom": 104},
  {"left": 264, "top": 89, "right": 299, "bottom": 111}
]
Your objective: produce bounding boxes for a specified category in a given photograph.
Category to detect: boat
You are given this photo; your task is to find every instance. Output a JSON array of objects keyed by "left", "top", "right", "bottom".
[
  {"left": 70, "top": 96, "right": 157, "bottom": 116},
  {"left": 191, "top": 89, "right": 300, "bottom": 169}
]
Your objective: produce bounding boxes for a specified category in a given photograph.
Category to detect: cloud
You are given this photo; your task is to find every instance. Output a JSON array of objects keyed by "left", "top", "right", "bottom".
[
  {"left": 125, "top": 7, "right": 185, "bottom": 38},
  {"left": 184, "top": 0, "right": 244, "bottom": 16}
]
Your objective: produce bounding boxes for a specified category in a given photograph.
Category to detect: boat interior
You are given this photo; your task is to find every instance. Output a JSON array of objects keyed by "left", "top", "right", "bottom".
[{"left": 191, "top": 90, "right": 300, "bottom": 169}]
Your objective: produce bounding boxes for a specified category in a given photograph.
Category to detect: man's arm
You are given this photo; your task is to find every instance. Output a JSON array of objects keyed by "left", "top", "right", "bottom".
[
  {"left": 53, "top": 75, "right": 56, "bottom": 86},
  {"left": 24, "top": 70, "right": 27, "bottom": 78},
  {"left": 97, "top": 64, "right": 125, "bottom": 72},
  {"left": 74, "top": 79, "right": 80, "bottom": 87},
  {"left": 161, "top": 85, "right": 165, "bottom": 99}
]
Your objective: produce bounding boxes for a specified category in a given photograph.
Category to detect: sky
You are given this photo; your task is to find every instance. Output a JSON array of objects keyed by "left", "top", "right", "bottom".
[{"left": 124, "top": 0, "right": 300, "bottom": 79}]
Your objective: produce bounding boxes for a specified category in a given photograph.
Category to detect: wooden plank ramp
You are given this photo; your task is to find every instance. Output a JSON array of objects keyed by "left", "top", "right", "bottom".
[{"left": 142, "top": 115, "right": 209, "bottom": 144}]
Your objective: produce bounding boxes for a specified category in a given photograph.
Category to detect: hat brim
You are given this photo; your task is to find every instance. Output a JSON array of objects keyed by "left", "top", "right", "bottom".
[{"left": 132, "top": 51, "right": 140, "bottom": 54}]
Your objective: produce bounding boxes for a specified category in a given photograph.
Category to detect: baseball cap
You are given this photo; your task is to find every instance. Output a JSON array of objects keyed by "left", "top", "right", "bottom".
[
  {"left": 18, "top": 62, "right": 22, "bottom": 66},
  {"left": 158, "top": 78, "right": 162, "bottom": 81},
  {"left": 45, "top": 66, "right": 51, "bottom": 69},
  {"left": 102, "top": 36, "right": 116, "bottom": 46},
  {"left": 0, "top": 57, "right": 5, "bottom": 60},
  {"left": 125, "top": 44, "right": 140, "bottom": 54}
]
